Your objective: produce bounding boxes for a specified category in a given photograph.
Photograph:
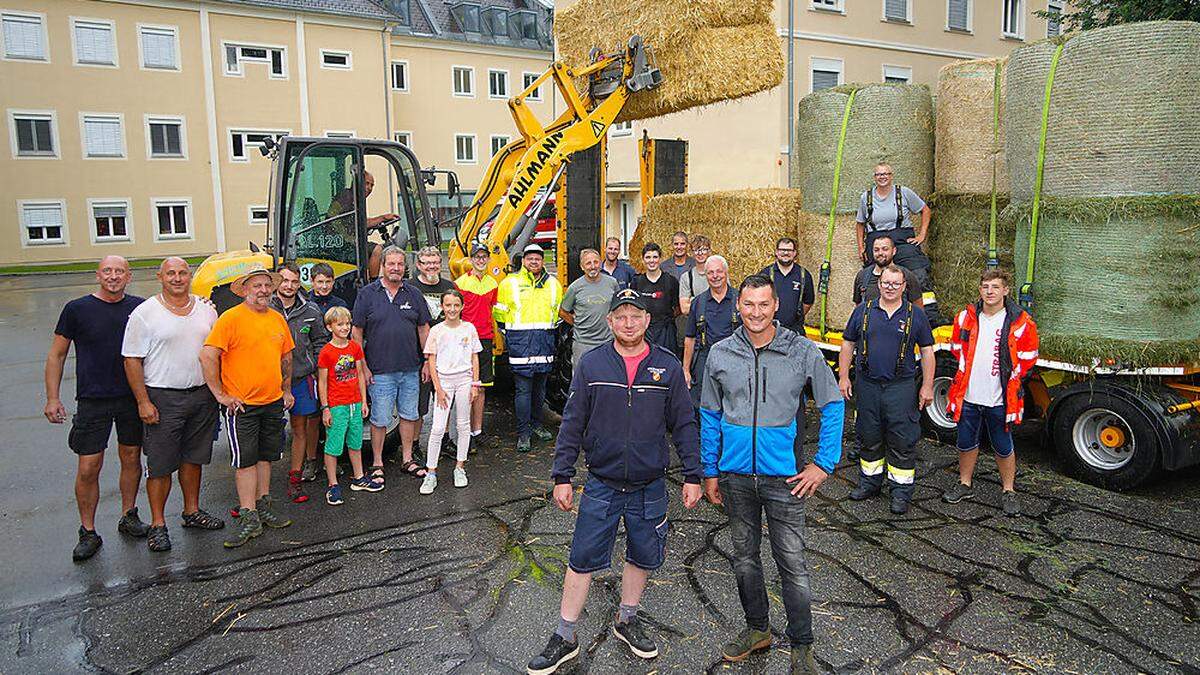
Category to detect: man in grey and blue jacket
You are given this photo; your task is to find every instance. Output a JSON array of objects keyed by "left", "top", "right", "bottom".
[{"left": 700, "top": 274, "right": 845, "bottom": 675}]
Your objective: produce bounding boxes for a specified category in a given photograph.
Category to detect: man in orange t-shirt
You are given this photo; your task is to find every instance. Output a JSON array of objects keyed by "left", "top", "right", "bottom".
[{"left": 200, "top": 265, "right": 296, "bottom": 548}]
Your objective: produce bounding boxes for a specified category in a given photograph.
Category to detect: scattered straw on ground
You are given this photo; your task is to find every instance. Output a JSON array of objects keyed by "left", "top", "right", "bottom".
[
  {"left": 935, "top": 58, "right": 1008, "bottom": 195},
  {"left": 927, "top": 193, "right": 1014, "bottom": 314}
]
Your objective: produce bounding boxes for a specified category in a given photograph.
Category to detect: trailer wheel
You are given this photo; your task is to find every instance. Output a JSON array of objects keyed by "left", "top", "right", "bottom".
[
  {"left": 921, "top": 352, "right": 959, "bottom": 444},
  {"left": 1052, "top": 392, "right": 1160, "bottom": 491},
  {"left": 546, "top": 327, "right": 573, "bottom": 414}
]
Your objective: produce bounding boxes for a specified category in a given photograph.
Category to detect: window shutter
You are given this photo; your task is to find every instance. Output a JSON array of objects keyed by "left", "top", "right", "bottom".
[
  {"left": 4, "top": 15, "right": 44, "bottom": 59},
  {"left": 75, "top": 21, "right": 114, "bottom": 64},
  {"left": 813, "top": 70, "right": 839, "bottom": 91},
  {"left": 84, "top": 117, "right": 121, "bottom": 156},
  {"left": 141, "top": 28, "right": 176, "bottom": 68},
  {"left": 94, "top": 205, "right": 125, "bottom": 219},
  {"left": 947, "top": 0, "right": 968, "bottom": 30},
  {"left": 885, "top": 0, "right": 907, "bottom": 20}
]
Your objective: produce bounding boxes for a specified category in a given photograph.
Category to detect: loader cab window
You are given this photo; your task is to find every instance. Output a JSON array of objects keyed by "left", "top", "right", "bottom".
[
  {"left": 365, "top": 145, "right": 439, "bottom": 257},
  {"left": 282, "top": 143, "right": 363, "bottom": 291}
]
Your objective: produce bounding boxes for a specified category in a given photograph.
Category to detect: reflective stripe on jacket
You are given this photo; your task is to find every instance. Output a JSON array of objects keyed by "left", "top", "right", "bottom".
[
  {"left": 946, "top": 298, "right": 1039, "bottom": 427},
  {"left": 494, "top": 268, "right": 562, "bottom": 375}
]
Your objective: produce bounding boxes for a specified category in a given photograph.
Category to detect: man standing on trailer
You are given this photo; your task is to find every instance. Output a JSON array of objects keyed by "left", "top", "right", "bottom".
[{"left": 943, "top": 268, "right": 1039, "bottom": 516}]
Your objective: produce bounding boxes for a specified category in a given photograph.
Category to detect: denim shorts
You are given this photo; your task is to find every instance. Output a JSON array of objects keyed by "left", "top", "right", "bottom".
[
  {"left": 367, "top": 370, "right": 420, "bottom": 427},
  {"left": 568, "top": 476, "right": 670, "bottom": 574},
  {"left": 956, "top": 401, "right": 1014, "bottom": 457},
  {"left": 290, "top": 375, "right": 319, "bottom": 417}
]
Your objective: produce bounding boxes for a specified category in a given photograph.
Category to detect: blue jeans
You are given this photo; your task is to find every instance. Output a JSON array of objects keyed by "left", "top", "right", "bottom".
[
  {"left": 367, "top": 370, "right": 420, "bottom": 427},
  {"left": 719, "top": 473, "right": 815, "bottom": 647},
  {"left": 514, "top": 372, "right": 546, "bottom": 439}
]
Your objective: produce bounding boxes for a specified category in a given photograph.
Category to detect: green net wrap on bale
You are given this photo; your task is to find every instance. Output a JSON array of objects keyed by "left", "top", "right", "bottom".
[
  {"left": 935, "top": 58, "right": 1008, "bottom": 195},
  {"left": 1010, "top": 196, "right": 1200, "bottom": 366},
  {"left": 554, "top": 0, "right": 783, "bottom": 123},
  {"left": 633, "top": 189, "right": 803, "bottom": 284},
  {"left": 1005, "top": 21, "right": 1200, "bottom": 200},
  {"left": 926, "top": 193, "right": 1014, "bottom": 314},
  {"left": 796, "top": 212, "right": 860, "bottom": 330},
  {"left": 792, "top": 83, "right": 934, "bottom": 214}
]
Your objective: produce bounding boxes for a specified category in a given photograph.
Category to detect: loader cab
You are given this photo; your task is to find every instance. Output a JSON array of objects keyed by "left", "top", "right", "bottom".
[{"left": 272, "top": 136, "right": 446, "bottom": 308}]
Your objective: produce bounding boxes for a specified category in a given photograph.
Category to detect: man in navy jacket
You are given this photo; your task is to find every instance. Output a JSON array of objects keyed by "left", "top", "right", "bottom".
[{"left": 527, "top": 288, "right": 702, "bottom": 675}]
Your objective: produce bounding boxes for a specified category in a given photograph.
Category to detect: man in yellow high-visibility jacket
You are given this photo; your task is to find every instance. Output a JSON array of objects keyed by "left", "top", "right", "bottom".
[{"left": 494, "top": 244, "right": 563, "bottom": 452}]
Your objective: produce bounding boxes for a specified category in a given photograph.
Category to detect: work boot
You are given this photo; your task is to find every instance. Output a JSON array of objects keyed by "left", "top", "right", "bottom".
[
  {"left": 72, "top": 527, "right": 103, "bottom": 562},
  {"left": 117, "top": 507, "right": 151, "bottom": 538},
  {"left": 256, "top": 496, "right": 293, "bottom": 529},
  {"left": 223, "top": 510, "right": 263, "bottom": 548},
  {"left": 849, "top": 476, "right": 882, "bottom": 501},
  {"left": 526, "top": 632, "right": 579, "bottom": 675},
  {"left": 791, "top": 644, "right": 818, "bottom": 675},
  {"left": 721, "top": 627, "right": 772, "bottom": 662},
  {"left": 890, "top": 491, "right": 911, "bottom": 515}
]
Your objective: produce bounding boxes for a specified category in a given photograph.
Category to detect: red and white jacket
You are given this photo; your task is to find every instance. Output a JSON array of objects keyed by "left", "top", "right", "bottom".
[{"left": 947, "top": 298, "right": 1040, "bottom": 427}]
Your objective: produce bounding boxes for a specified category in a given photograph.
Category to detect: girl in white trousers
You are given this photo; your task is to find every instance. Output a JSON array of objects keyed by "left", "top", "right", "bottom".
[{"left": 421, "top": 290, "right": 481, "bottom": 494}]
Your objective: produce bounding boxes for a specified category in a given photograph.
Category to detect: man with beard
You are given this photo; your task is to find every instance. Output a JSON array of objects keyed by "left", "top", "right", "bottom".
[
  {"left": 600, "top": 236, "right": 636, "bottom": 290},
  {"left": 759, "top": 237, "right": 815, "bottom": 332},
  {"left": 852, "top": 236, "right": 922, "bottom": 305},
  {"left": 559, "top": 248, "right": 619, "bottom": 369}
]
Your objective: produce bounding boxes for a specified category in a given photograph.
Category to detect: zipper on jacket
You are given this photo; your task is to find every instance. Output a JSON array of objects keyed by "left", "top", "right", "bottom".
[
  {"left": 624, "top": 382, "right": 632, "bottom": 484},
  {"left": 751, "top": 348, "right": 760, "bottom": 475}
]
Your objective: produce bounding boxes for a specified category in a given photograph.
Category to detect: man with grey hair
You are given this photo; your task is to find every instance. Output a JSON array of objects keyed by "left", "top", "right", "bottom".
[
  {"left": 412, "top": 245, "right": 455, "bottom": 439},
  {"left": 560, "top": 248, "right": 620, "bottom": 369},
  {"left": 683, "top": 255, "right": 738, "bottom": 407}
]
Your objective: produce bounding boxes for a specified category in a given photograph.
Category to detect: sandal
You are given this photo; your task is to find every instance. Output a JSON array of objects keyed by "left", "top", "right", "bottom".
[
  {"left": 182, "top": 508, "right": 226, "bottom": 530},
  {"left": 370, "top": 465, "right": 386, "bottom": 485},
  {"left": 401, "top": 461, "right": 427, "bottom": 478}
]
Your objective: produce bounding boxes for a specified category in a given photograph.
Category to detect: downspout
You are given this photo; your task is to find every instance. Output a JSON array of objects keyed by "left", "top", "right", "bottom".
[
  {"left": 382, "top": 21, "right": 395, "bottom": 214},
  {"left": 786, "top": 0, "right": 795, "bottom": 185}
]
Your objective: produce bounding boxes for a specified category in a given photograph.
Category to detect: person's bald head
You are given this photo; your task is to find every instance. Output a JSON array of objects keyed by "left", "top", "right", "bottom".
[
  {"left": 157, "top": 257, "right": 192, "bottom": 297},
  {"left": 363, "top": 170, "right": 375, "bottom": 196},
  {"left": 96, "top": 255, "right": 131, "bottom": 296}
]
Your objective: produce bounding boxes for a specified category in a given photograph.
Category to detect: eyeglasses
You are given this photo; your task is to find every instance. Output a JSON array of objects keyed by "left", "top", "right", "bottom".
[
  {"left": 874, "top": 172, "right": 893, "bottom": 177},
  {"left": 879, "top": 281, "right": 904, "bottom": 289},
  {"left": 776, "top": 248, "right": 795, "bottom": 253},
  {"left": 694, "top": 247, "right": 710, "bottom": 254}
]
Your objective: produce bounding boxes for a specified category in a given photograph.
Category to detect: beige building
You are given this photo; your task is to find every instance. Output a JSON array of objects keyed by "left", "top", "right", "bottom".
[{"left": 0, "top": 0, "right": 554, "bottom": 266}]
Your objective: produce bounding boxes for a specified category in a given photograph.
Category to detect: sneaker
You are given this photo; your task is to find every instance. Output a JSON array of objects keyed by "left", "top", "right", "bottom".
[
  {"left": 326, "top": 485, "right": 344, "bottom": 505},
  {"left": 350, "top": 475, "right": 384, "bottom": 492},
  {"left": 890, "top": 493, "right": 910, "bottom": 515},
  {"left": 532, "top": 426, "right": 554, "bottom": 442},
  {"left": 722, "top": 627, "right": 772, "bottom": 662},
  {"left": 72, "top": 527, "right": 103, "bottom": 562},
  {"left": 516, "top": 436, "right": 531, "bottom": 453},
  {"left": 942, "top": 482, "right": 975, "bottom": 504},
  {"left": 256, "top": 496, "right": 293, "bottom": 529},
  {"left": 612, "top": 617, "right": 658, "bottom": 659},
  {"left": 1001, "top": 490, "right": 1021, "bottom": 517},
  {"left": 287, "top": 470, "right": 309, "bottom": 504},
  {"left": 790, "top": 644, "right": 818, "bottom": 675},
  {"left": 223, "top": 510, "right": 263, "bottom": 548},
  {"left": 849, "top": 482, "right": 880, "bottom": 501},
  {"left": 117, "top": 507, "right": 151, "bottom": 538},
  {"left": 301, "top": 458, "right": 319, "bottom": 482},
  {"left": 453, "top": 467, "right": 468, "bottom": 488},
  {"left": 419, "top": 473, "right": 438, "bottom": 495},
  {"left": 181, "top": 509, "right": 225, "bottom": 530},
  {"left": 526, "top": 633, "right": 579, "bottom": 675},
  {"left": 147, "top": 525, "right": 172, "bottom": 552}
]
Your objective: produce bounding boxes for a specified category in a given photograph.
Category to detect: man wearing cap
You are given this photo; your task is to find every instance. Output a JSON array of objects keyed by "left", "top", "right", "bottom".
[
  {"left": 201, "top": 264, "right": 296, "bottom": 548},
  {"left": 495, "top": 243, "right": 562, "bottom": 453},
  {"left": 455, "top": 244, "right": 499, "bottom": 438},
  {"left": 527, "top": 288, "right": 702, "bottom": 674},
  {"left": 559, "top": 248, "right": 619, "bottom": 370}
]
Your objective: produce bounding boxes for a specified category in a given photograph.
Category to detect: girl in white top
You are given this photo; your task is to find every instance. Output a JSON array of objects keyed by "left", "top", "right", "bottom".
[{"left": 420, "top": 289, "right": 482, "bottom": 494}]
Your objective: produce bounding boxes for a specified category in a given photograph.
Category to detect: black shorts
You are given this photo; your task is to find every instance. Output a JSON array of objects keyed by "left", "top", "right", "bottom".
[
  {"left": 479, "top": 339, "right": 495, "bottom": 386},
  {"left": 144, "top": 386, "right": 218, "bottom": 478},
  {"left": 69, "top": 396, "right": 142, "bottom": 455},
  {"left": 223, "top": 399, "right": 286, "bottom": 469}
]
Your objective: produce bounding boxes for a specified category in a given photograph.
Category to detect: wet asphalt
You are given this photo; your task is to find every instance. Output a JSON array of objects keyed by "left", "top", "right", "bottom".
[{"left": 1, "top": 270, "right": 1198, "bottom": 674}]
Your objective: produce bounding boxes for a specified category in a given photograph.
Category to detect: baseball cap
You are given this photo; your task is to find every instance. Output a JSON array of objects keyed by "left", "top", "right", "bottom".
[
  {"left": 609, "top": 288, "right": 647, "bottom": 312},
  {"left": 470, "top": 243, "right": 489, "bottom": 256},
  {"left": 522, "top": 243, "right": 545, "bottom": 257}
]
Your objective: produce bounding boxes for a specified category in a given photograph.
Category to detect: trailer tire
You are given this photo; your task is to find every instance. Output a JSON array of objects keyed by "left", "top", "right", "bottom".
[
  {"left": 546, "top": 327, "right": 573, "bottom": 414},
  {"left": 1052, "top": 391, "right": 1160, "bottom": 491},
  {"left": 921, "top": 352, "right": 959, "bottom": 444}
]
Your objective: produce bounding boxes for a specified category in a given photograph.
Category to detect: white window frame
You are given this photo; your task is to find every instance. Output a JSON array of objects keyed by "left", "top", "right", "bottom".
[
  {"left": 393, "top": 130, "right": 412, "bottom": 147},
  {"left": 488, "top": 68, "right": 509, "bottom": 99},
  {"left": 945, "top": 0, "right": 973, "bottom": 33},
  {"left": 7, "top": 109, "right": 58, "bottom": 159},
  {"left": 151, "top": 197, "right": 192, "bottom": 241},
  {"left": 1046, "top": 0, "right": 1063, "bottom": 37},
  {"left": 882, "top": 64, "right": 913, "bottom": 83},
  {"left": 1002, "top": 0, "right": 1025, "bottom": 39},
  {"left": 221, "top": 41, "right": 288, "bottom": 79},
  {"left": 137, "top": 23, "right": 180, "bottom": 71},
  {"left": 79, "top": 112, "right": 126, "bottom": 159},
  {"left": 18, "top": 199, "right": 68, "bottom": 246},
  {"left": 2, "top": 10, "right": 49, "bottom": 63},
  {"left": 522, "top": 71, "right": 542, "bottom": 100},
  {"left": 88, "top": 198, "right": 133, "bottom": 244},
  {"left": 609, "top": 121, "right": 632, "bottom": 138},
  {"left": 248, "top": 204, "right": 269, "bottom": 225},
  {"left": 319, "top": 49, "right": 352, "bottom": 70},
  {"left": 144, "top": 114, "right": 187, "bottom": 160},
  {"left": 454, "top": 133, "right": 476, "bottom": 164},
  {"left": 69, "top": 16, "right": 118, "bottom": 68},
  {"left": 228, "top": 128, "right": 290, "bottom": 162},
  {"left": 810, "top": 0, "right": 845, "bottom": 13},
  {"left": 809, "top": 56, "right": 844, "bottom": 92},
  {"left": 324, "top": 130, "right": 355, "bottom": 138},
  {"left": 391, "top": 59, "right": 409, "bottom": 92},
  {"left": 881, "top": 0, "right": 912, "bottom": 23},
  {"left": 490, "top": 134, "right": 510, "bottom": 157},
  {"left": 452, "top": 65, "right": 474, "bottom": 97}
]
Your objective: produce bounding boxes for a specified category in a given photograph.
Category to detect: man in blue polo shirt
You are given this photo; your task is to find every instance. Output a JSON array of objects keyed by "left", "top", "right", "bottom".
[
  {"left": 682, "top": 255, "right": 738, "bottom": 407},
  {"left": 352, "top": 245, "right": 432, "bottom": 484},
  {"left": 759, "top": 237, "right": 815, "bottom": 332},
  {"left": 600, "top": 236, "right": 636, "bottom": 290}
]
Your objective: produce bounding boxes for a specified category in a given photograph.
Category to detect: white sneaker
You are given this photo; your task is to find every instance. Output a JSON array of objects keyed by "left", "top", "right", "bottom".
[
  {"left": 419, "top": 473, "right": 437, "bottom": 495},
  {"left": 453, "top": 467, "right": 468, "bottom": 488}
]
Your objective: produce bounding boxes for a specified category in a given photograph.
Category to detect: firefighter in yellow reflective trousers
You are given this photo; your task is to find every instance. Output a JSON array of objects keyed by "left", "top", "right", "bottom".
[{"left": 836, "top": 265, "right": 936, "bottom": 515}]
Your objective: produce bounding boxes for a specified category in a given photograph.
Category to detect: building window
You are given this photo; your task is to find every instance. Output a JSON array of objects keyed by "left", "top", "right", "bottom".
[
  {"left": 224, "top": 43, "right": 286, "bottom": 78},
  {"left": 81, "top": 114, "right": 124, "bottom": 158},
  {"left": 229, "top": 130, "right": 288, "bottom": 161},
  {"left": 811, "top": 0, "right": 844, "bottom": 11},
  {"left": 391, "top": 60, "right": 408, "bottom": 91},
  {"left": 522, "top": 72, "right": 542, "bottom": 100},
  {"left": 20, "top": 200, "right": 65, "bottom": 245},
  {"left": 490, "top": 134, "right": 510, "bottom": 156},
  {"left": 1002, "top": 0, "right": 1023, "bottom": 38},
  {"left": 811, "top": 57, "right": 843, "bottom": 91},
  {"left": 320, "top": 49, "right": 351, "bottom": 70},
  {"left": 325, "top": 130, "right": 354, "bottom": 138},
  {"left": 154, "top": 199, "right": 191, "bottom": 240},
  {"left": 1047, "top": 0, "right": 1063, "bottom": 36},
  {"left": 488, "top": 69, "right": 508, "bottom": 98},
  {"left": 394, "top": 131, "right": 412, "bottom": 147},
  {"left": 455, "top": 134, "right": 476, "bottom": 164},
  {"left": 72, "top": 18, "right": 116, "bottom": 66},
  {"left": 147, "top": 116, "right": 185, "bottom": 158},
  {"left": 139, "top": 25, "right": 178, "bottom": 70},
  {"left": 249, "top": 205, "right": 269, "bottom": 224},
  {"left": 482, "top": 7, "right": 508, "bottom": 37},
  {"left": 946, "top": 0, "right": 971, "bottom": 32},
  {"left": 883, "top": 65, "right": 912, "bottom": 83},
  {"left": 91, "top": 200, "right": 130, "bottom": 242},
  {"left": 508, "top": 10, "right": 540, "bottom": 41},
  {"left": 609, "top": 121, "right": 632, "bottom": 137},
  {"left": 450, "top": 2, "right": 481, "bottom": 33},
  {"left": 883, "top": 0, "right": 911, "bottom": 23},
  {"left": 3, "top": 12, "right": 48, "bottom": 61},
  {"left": 452, "top": 66, "right": 474, "bottom": 96},
  {"left": 9, "top": 110, "right": 57, "bottom": 157}
]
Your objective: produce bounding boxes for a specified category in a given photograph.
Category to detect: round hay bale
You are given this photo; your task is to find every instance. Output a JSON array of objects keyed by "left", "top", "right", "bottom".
[
  {"left": 1006, "top": 21, "right": 1200, "bottom": 200},
  {"left": 792, "top": 83, "right": 934, "bottom": 214},
  {"left": 935, "top": 58, "right": 1008, "bottom": 195},
  {"left": 1009, "top": 196, "right": 1200, "bottom": 366},
  {"left": 795, "top": 211, "right": 860, "bottom": 331},
  {"left": 926, "top": 193, "right": 1014, "bottom": 314}
]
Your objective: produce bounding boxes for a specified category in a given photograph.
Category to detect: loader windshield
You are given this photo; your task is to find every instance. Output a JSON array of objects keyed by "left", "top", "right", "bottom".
[{"left": 283, "top": 143, "right": 362, "bottom": 284}]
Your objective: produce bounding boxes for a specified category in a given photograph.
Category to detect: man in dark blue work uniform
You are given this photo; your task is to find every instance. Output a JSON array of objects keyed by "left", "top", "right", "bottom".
[
  {"left": 760, "top": 237, "right": 815, "bottom": 332},
  {"left": 527, "top": 289, "right": 703, "bottom": 675},
  {"left": 838, "top": 264, "right": 936, "bottom": 515},
  {"left": 682, "top": 255, "right": 738, "bottom": 407}
]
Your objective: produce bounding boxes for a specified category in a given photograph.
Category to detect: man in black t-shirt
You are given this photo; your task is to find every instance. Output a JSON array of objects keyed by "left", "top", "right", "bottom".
[
  {"left": 630, "top": 242, "right": 681, "bottom": 357},
  {"left": 412, "top": 246, "right": 457, "bottom": 432},
  {"left": 45, "top": 256, "right": 151, "bottom": 562}
]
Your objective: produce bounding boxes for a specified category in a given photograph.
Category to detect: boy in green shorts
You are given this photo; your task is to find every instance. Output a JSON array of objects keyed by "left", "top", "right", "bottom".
[{"left": 317, "top": 306, "right": 383, "bottom": 504}]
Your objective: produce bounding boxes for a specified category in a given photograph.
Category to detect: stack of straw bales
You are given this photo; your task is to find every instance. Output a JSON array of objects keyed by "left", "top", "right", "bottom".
[
  {"left": 1005, "top": 21, "right": 1200, "bottom": 365},
  {"left": 791, "top": 83, "right": 934, "bottom": 330},
  {"left": 631, "top": 189, "right": 803, "bottom": 285},
  {"left": 554, "top": 0, "right": 784, "bottom": 123}
]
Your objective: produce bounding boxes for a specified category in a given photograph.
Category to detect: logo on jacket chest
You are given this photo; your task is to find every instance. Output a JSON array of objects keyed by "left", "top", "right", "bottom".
[{"left": 647, "top": 366, "right": 665, "bottom": 382}]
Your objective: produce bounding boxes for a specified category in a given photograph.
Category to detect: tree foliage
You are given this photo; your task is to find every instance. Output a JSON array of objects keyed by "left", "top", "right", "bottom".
[{"left": 1038, "top": 0, "right": 1200, "bottom": 32}]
